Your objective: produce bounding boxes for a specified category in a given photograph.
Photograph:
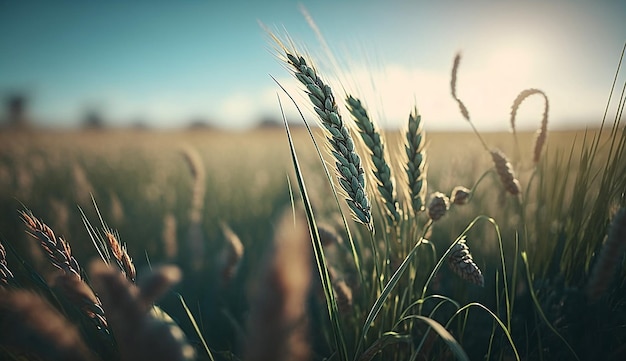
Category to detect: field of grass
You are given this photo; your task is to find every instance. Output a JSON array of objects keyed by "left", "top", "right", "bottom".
[
  {"left": 0, "top": 119, "right": 624, "bottom": 361},
  {"left": 0, "top": 34, "right": 624, "bottom": 361}
]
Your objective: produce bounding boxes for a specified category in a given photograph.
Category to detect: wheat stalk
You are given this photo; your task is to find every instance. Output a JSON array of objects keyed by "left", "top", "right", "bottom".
[
  {"left": 81, "top": 199, "right": 137, "bottom": 283},
  {"left": 405, "top": 107, "right": 427, "bottom": 215},
  {"left": 21, "top": 210, "right": 109, "bottom": 332},
  {"left": 21, "top": 210, "right": 82, "bottom": 278},
  {"left": 451, "top": 53, "right": 470, "bottom": 122},
  {"left": 105, "top": 230, "right": 136, "bottom": 283},
  {"left": 449, "top": 53, "right": 490, "bottom": 151},
  {"left": 346, "top": 95, "right": 401, "bottom": 225},
  {"left": 279, "top": 47, "right": 372, "bottom": 228}
]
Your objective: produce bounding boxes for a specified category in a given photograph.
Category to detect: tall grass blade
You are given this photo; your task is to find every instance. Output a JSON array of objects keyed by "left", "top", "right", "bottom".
[
  {"left": 278, "top": 94, "right": 349, "bottom": 361},
  {"left": 176, "top": 293, "right": 214, "bottom": 361}
]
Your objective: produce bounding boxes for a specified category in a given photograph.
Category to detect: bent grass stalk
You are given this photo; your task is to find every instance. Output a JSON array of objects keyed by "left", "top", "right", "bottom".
[{"left": 509, "top": 88, "right": 550, "bottom": 164}]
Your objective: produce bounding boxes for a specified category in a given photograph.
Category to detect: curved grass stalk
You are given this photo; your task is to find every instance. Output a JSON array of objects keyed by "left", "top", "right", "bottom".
[
  {"left": 357, "top": 332, "right": 411, "bottom": 361},
  {"left": 407, "top": 316, "right": 470, "bottom": 361},
  {"left": 443, "top": 302, "right": 520, "bottom": 361},
  {"left": 396, "top": 295, "right": 461, "bottom": 326},
  {"left": 420, "top": 216, "right": 511, "bottom": 331},
  {"left": 355, "top": 222, "right": 432, "bottom": 359}
]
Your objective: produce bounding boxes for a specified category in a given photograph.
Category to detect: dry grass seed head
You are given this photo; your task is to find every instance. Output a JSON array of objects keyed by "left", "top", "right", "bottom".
[
  {"left": 490, "top": 149, "right": 521, "bottom": 196},
  {"left": 450, "top": 53, "right": 470, "bottom": 121},
  {"left": 450, "top": 186, "right": 471, "bottom": 205},
  {"left": 509, "top": 88, "right": 550, "bottom": 163},
  {"left": 218, "top": 222, "right": 245, "bottom": 286},
  {"left": 181, "top": 146, "right": 206, "bottom": 225},
  {"left": 20, "top": 210, "right": 82, "bottom": 278},
  {"left": 244, "top": 209, "right": 311, "bottom": 361},
  {"left": 162, "top": 213, "right": 178, "bottom": 260},
  {"left": 427, "top": 192, "right": 450, "bottom": 221},
  {"left": 447, "top": 238, "right": 485, "bottom": 287}
]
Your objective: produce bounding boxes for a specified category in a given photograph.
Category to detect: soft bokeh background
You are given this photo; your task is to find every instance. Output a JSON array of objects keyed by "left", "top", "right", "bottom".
[{"left": 1, "top": 0, "right": 625, "bottom": 131}]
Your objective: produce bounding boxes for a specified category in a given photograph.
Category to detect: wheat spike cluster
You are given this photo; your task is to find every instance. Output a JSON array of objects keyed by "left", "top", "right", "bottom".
[
  {"left": 346, "top": 95, "right": 401, "bottom": 225},
  {"left": 282, "top": 49, "right": 372, "bottom": 228},
  {"left": 405, "top": 108, "right": 427, "bottom": 215}
]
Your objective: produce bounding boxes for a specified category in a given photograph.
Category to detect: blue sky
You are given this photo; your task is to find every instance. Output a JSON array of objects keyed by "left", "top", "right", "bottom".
[{"left": 0, "top": 0, "right": 624, "bottom": 130}]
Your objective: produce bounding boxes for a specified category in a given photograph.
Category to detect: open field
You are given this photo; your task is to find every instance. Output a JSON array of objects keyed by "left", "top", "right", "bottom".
[{"left": 0, "top": 125, "right": 624, "bottom": 360}]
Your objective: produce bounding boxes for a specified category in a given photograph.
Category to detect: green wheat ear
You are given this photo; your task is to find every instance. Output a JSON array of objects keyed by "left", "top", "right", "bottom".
[
  {"left": 346, "top": 95, "right": 401, "bottom": 226},
  {"left": 281, "top": 50, "right": 372, "bottom": 228},
  {"left": 405, "top": 107, "right": 427, "bottom": 216}
]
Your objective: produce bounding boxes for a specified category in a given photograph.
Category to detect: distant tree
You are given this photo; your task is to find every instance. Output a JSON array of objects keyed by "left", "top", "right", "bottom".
[
  {"left": 256, "top": 116, "right": 281, "bottom": 129},
  {"left": 4, "top": 94, "right": 30, "bottom": 129},
  {"left": 82, "top": 109, "right": 105, "bottom": 129},
  {"left": 187, "top": 118, "right": 214, "bottom": 130}
]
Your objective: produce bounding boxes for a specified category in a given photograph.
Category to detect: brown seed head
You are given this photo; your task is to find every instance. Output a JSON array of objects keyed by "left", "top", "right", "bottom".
[
  {"left": 447, "top": 238, "right": 484, "bottom": 287},
  {"left": 450, "top": 186, "right": 471, "bottom": 205},
  {"left": 427, "top": 192, "right": 450, "bottom": 221},
  {"left": 490, "top": 150, "right": 521, "bottom": 195},
  {"left": 105, "top": 231, "right": 124, "bottom": 262}
]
